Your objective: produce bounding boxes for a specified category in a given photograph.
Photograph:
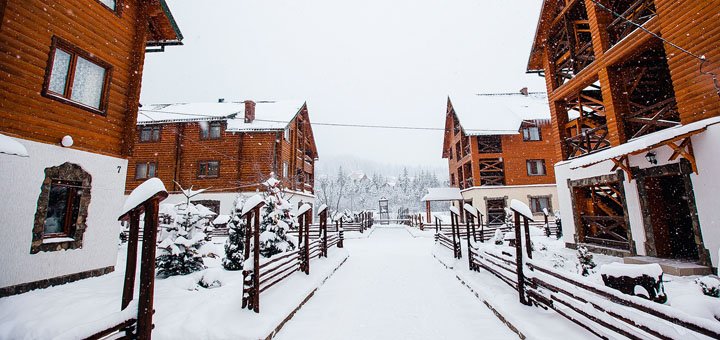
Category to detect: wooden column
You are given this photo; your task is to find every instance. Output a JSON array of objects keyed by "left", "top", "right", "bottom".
[
  {"left": 424, "top": 201, "right": 431, "bottom": 231},
  {"left": 465, "top": 214, "right": 473, "bottom": 270},
  {"left": 514, "top": 212, "right": 529, "bottom": 306},
  {"left": 252, "top": 207, "right": 260, "bottom": 313},
  {"left": 303, "top": 210, "right": 310, "bottom": 274},
  {"left": 137, "top": 199, "right": 159, "bottom": 340},
  {"left": 121, "top": 212, "right": 140, "bottom": 310},
  {"left": 524, "top": 217, "right": 533, "bottom": 260}
]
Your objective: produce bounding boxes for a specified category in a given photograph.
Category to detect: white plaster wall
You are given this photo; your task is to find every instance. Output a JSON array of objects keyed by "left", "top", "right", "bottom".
[
  {"left": 0, "top": 138, "right": 127, "bottom": 288},
  {"left": 460, "top": 184, "right": 559, "bottom": 222},
  {"left": 689, "top": 124, "right": 720, "bottom": 267}
]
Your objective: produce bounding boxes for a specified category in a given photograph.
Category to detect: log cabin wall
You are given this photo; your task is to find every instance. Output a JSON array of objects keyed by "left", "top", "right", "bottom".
[
  {"left": 443, "top": 106, "right": 558, "bottom": 190},
  {"left": 0, "top": 0, "right": 149, "bottom": 158},
  {"left": 126, "top": 111, "right": 317, "bottom": 195},
  {"left": 530, "top": 0, "right": 720, "bottom": 162}
]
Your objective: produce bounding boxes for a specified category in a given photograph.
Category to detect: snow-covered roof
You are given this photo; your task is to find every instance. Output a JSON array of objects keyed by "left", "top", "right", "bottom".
[
  {"left": 421, "top": 187, "right": 463, "bottom": 202},
  {"left": 562, "top": 116, "right": 720, "bottom": 170},
  {"left": 137, "top": 100, "right": 305, "bottom": 132},
  {"left": 348, "top": 170, "right": 367, "bottom": 181},
  {"left": 449, "top": 92, "right": 550, "bottom": 136},
  {"left": 213, "top": 214, "right": 231, "bottom": 225},
  {"left": 510, "top": 199, "right": 534, "bottom": 221},
  {"left": 0, "top": 133, "right": 29, "bottom": 157}
]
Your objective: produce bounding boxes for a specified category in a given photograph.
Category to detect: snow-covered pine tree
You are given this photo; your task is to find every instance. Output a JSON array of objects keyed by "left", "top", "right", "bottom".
[
  {"left": 156, "top": 203, "right": 213, "bottom": 277},
  {"left": 258, "top": 174, "right": 297, "bottom": 258},
  {"left": 222, "top": 195, "right": 247, "bottom": 270}
]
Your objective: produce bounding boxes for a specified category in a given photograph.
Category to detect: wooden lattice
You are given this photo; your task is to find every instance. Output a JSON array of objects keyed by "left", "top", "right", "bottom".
[
  {"left": 607, "top": 0, "right": 657, "bottom": 46},
  {"left": 477, "top": 135, "right": 502, "bottom": 153},
  {"left": 575, "top": 182, "right": 630, "bottom": 250},
  {"left": 479, "top": 158, "right": 505, "bottom": 186}
]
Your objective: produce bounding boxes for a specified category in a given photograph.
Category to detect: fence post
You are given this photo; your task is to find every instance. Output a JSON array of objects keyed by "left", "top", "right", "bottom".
[
  {"left": 319, "top": 208, "right": 328, "bottom": 257},
  {"left": 137, "top": 198, "right": 159, "bottom": 339},
  {"left": 513, "top": 212, "right": 528, "bottom": 305},
  {"left": 337, "top": 220, "right": 344, "bottom": 248},
  {"left": 479, "top": 212, "right": 484, "bottom": 243},
  {"left": 252, "top": 206, "right": 261, "bottom": 312},
  {"left": 465, "top": 213, "right": 473, "bottom": 270},
  {"left": 121, "top": 211, "right": 140, "bottom": 310},
  {"left": 524, "top": 217, "right": 533, "bottom": 260}
]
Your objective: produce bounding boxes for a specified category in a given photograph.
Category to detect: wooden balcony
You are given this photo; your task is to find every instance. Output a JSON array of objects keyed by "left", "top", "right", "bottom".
[
  {"left": 478, "top": 158, "right": 505, "bottom": 186},
  {"left": 607, "top": 0, "right": 657, "bottom": 47}
]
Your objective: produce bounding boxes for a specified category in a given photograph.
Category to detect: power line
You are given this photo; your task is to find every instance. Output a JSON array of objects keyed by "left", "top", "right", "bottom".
[{"left": 139, "top": 108, "right": 526, "bottom": 133}]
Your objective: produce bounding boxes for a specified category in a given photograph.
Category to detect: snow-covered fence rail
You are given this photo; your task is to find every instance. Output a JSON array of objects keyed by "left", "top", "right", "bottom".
[
  {"left": 468, "top": 200, "right": 720, "bottom": 339},
  {"left": 242, "top": 204, "right": 343, "bottom": 313}
]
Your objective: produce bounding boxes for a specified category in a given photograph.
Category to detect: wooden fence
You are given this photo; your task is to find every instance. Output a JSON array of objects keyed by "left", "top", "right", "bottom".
[
  {"left": 457, "top": 201, "right": 720, "bottom": 340},
  {"left": 241, "top": 204, "right": 343, "bottom": 313}
]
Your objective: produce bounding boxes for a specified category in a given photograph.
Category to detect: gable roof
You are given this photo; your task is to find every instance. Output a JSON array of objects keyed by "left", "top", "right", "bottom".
[
  {"left": 527, "top": 0, "right": 562, "bottom": 72},
  {"left": 137, "top": 100, "right": 306, "bottom": 132},
  {"left": 450, "top": 92, "right": 550, "bottom": 135}
]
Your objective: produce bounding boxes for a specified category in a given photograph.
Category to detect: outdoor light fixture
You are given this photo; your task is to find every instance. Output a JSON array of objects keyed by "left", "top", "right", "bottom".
[
  {"left": 61, "top": 135, "right": 74, "bottom": 147},
  {"left": 645, "top": 151, "right": 658, "bottom": 165}
]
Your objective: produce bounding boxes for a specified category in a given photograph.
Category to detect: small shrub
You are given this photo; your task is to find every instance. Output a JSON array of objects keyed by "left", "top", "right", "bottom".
[
  {"left": 576, "top": 246, "right": 596, "bottom": 276},
  {"left": 696, "top": 276, "right": 720, "bottom": 297}
]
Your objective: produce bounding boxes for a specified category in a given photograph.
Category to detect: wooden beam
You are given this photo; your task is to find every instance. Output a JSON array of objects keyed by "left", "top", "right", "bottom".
[
  {"left": 610, "top": 156, "right": 633, "bottom": 181},
  {"left": 666, "top": 137, "right": 698, "bottom": 174}
]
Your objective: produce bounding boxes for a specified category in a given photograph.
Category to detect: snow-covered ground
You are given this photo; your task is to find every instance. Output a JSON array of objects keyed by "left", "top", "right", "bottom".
[
  {"left": 275, "top": 226, "right": 517, "bottom": 339},
  {"left": 0, "top": 241, "right": 348, "bottom": 340}
]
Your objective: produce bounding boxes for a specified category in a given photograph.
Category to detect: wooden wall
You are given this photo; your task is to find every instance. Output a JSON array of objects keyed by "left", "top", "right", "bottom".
[
  {"left": 0, "top": 0, "right": 148, "bottom": 157},
  {"left": 444, "top": 109, "right": 558, "bottom": 189}
]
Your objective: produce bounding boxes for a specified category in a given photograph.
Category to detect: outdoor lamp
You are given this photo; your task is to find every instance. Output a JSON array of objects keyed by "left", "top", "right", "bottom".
[{"left": 645, "top": 151, "right": 657, "bottom": 165}]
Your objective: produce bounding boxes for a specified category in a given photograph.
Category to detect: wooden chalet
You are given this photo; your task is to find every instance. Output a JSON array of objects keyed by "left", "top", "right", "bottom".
[
  {"left": 126, "top": 100, "right": 319, "bottom": 216},
  {"left": 528, "top": 0, "right": 720, "bottom": 274},
  {"left": 442, "top": 91, "right": 560, "bottom": 225},
  {"left": 0, "top": 0, "right": 183, "bottom": 296}
]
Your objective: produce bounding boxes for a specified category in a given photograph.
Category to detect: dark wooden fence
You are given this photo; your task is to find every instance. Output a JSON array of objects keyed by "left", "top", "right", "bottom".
[
  {"left": 241, "top": 204, "right": 343, "bottom": 313},
  {"left": 458, "top": 202, "right": 720, "bottom": 340}
]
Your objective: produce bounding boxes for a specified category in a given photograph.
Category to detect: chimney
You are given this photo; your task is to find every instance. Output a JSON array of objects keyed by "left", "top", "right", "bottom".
[
  {"left": 218, "top": 98, "right": 225, "bottom": 103},
  {"left": 520, "top": 87, "right": 529, "bottom": 96},
  {"left": 244, "top": 100, "right": 256, "bottom": 123}
]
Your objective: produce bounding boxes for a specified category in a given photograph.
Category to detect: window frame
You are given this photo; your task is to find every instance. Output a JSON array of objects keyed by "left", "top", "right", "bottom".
[
  {"left": 94, "top": 0, "right": 123, "bottom": 16},
  {"left": 283, "top": 162, "right": 289, "bottom": 178},
  {"left": 42, "top": 179, "right": 82, "bottom": 239},
  {"left": 522, "top": 125, "right": 542, "bottom": 141},
  {"left": 138, "top": 125, "right": 161, "bottom": 143},
  {"left": 197, "top": 160, "right": 220, "bottom": 178},
  {"left": 526, "top": 159, "right": 547, "bottom": 176},
  {"left": 200, "top": 121, "right": 223, "bottom": 140},
  {"left": 135, "top": 161, "right": 157, "bottom": 180},
  {"left": 42, "top": 36, "right": 113, "bottom": 116},
  {"left": 528, "top": 195, "right": 552, "bottom": 214}
]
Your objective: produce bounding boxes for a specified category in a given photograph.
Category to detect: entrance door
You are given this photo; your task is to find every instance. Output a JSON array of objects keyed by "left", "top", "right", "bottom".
[{"left": 642, "top": 174, "right": 698, "bottom": 260}]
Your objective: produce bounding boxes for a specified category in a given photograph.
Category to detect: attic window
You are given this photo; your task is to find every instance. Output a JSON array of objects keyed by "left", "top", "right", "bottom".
[
  {"left": 201, "top": 122, "right": 222, "bottom": 140},
  {"left": 522, "top": 126, "right": 541, "bottom": 141}
]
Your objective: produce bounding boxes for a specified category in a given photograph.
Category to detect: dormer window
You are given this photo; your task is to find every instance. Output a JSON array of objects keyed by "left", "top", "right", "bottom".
[
  {"left": 201, "top": 121, "right": 222, "bottom": 140},
  {"left": 522, "top": 126, "right": 541, "bottom": 141}
]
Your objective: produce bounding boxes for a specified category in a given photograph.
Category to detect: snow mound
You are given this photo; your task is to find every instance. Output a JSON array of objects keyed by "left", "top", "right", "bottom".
[
  {"left": 119, "top": 178, "right": 167, "bottom": 219},
  {"left": 0, "top": 133, "right": 29, "bottom": 157},
  {"left": 510, "top": 199, "right": 534, "bottom": 221},
  {"left": 317, "top": 204, "right": 328, "bottom": 214},
  {"left": 297, "top": 203, "right": 312, "bottom": 216},
  {"left": 600, "top": 262, "right": 663, "bottom": 278},
  {"left": 242, "top": 194, "right": 264, "bottom": 216},
  {"left": 463, "top": 204, "right": 478, "bottom": 218}
]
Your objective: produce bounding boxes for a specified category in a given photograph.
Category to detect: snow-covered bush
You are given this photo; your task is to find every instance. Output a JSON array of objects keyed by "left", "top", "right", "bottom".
[
  {"left": 258, "top": 174, "right": 297, "bottom": 258},
  {"left": 156, "top": 203, "right": 214, "bottom": 278},
  {"left": 576, "top": 246, "right": 596, "bottom": 276},
  {"left": 223, "top": 195, "right": 247, "bottom": 270},
  {"left": 492, "top": 229, "right": 504, "bottom": 245},
  {"left": 696, "top": 276, "right": 720, "bottom": 297}
]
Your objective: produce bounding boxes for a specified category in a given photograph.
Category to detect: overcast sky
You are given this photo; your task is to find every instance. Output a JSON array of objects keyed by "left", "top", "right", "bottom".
[{"left": 140, "top": 0, "right": 546, "bottom": 173}]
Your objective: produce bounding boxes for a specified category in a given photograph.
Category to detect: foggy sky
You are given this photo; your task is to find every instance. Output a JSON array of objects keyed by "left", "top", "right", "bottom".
[{"left": 139, "top": 0, "right": 546, "bottom": 173}]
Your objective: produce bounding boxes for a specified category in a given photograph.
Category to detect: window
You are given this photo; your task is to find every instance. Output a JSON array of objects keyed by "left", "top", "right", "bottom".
[
  {"left": 283, "top": 162, "right": 288, "bottom": 178},
  {"left": 527, "top": 159, "right": 546, "bottom": 176},
  {"left": 135, "top": 162, "right": 157, "bottom": 180},
  {"left": 201, "top": 121, "right": 222, "bottom": 140},
  {"left": 522, "top": 126, "right": 541, "bottom": 141},
  {"left": 139, "top": 126, "right": 160, "bottom": 142},
  {"left": 31, "top": 162, "right": 91, "bottom": 253},
  {"left": 529, "top": 196, "right": 552, "bottom": 214},
  {"left": 198, "top": 161, "right": 220, "bottom": 178},
  {"left": 284, "top": 127, "right": 290, "bottom": 141},
  {"left": 449, "top": 147, "right": 453, "bottom": 160},
  {"left": 43, "top": 180, "right": 83, "bottom": 238},
  {"left": 98, "top": 0, "right": 117, "bottom": 11},
  {"left": 43, "top": 37, "right": 112, "bottom": 114}
]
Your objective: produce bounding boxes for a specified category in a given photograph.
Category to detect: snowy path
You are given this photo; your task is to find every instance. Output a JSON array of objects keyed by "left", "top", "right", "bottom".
[{"left": 275, "top": 226, "right": 517, "bottom": 339}]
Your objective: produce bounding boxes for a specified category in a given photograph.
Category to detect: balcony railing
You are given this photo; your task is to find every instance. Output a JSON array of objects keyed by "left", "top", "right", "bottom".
[
  {"left": 625, "top": 97, "right": 680, "bottom": 139},
  {"left": 564, "top": 122, "right": 611, "bottom": 158},
  {"left": 607, "top": 0, "right": 656, "bottom": 47}
]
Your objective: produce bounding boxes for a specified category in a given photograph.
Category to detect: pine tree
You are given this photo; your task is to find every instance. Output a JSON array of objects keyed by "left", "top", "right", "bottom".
[
  {"left": 156, "top": 203, "right": 211, "bottom": 278},
  {"left": 577, "top": 246, "right": 596, "bottom": 276},
  {"left": 223, "top": 195, "right": 247, "bottom": 270},
  {"left": 258, "top": 174, "right": 297, "bottom": 258}
]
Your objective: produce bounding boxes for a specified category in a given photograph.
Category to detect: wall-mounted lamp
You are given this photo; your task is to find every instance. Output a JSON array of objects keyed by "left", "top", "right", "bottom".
[
  {"left": 645, "top": 151, "right": 657, "bottom": 165},
  {"left": 61, "top": 135, "right": 73, "bottom": 148}
]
